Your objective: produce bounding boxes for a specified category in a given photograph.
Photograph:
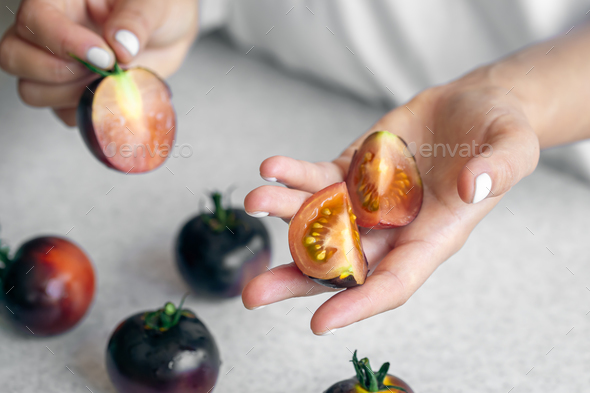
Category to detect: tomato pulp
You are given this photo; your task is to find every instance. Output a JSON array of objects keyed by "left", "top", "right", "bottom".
[
  {"left": 289, "top": 182, "right": 368, "bottom": 288},
  {"left": 347, "top": 131, "right": 423, "bottom": 228}
]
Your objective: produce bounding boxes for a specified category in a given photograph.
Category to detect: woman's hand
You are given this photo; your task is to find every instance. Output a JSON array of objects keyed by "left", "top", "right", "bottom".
[
  {"left": 242, "top": 67, "right": 540, "bottom": 335},
  {"left": 0, "top": 0, "right": 198, "bottom": 126}
]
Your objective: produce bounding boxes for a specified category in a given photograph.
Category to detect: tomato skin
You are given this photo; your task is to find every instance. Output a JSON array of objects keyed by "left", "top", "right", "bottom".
[
  {"left": 323, "top": 377, "right": 360, "bottom": 393},
  {"left": 106, "top": 310, "right": 220, "bottom": 393},
  {"left": 176, "top": 209, "right": 270, "bottom": 298},
  {"left": 347, "top": 131, "right": 423, "bottom": 228},
  {"left": 310, "top": 272, "right": 363, "bottom": 289},
  {"left": 324, "top": 375, "right": 414, "bottom": 393},
  {"left": 77, "top": 77, "right": 108, "bottom": 167},
  {"left": 2, "top": 236, "right": 95, "bottom": 336}
]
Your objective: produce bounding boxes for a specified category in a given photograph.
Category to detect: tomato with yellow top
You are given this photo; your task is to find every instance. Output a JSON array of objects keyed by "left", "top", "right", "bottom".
[{"left": 324, "top": 351, "right": 413, "bottom": 393}]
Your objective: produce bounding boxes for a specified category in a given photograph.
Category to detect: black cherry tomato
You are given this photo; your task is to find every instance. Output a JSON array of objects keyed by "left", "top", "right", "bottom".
[
  {"left": 1, "top": 236, "right": 95, "bottom": 336},
  {"left": 106, "top": 297, "right": 221, "bottom": 393},
  {"left": 176, "top": 192, "right": 271, "bottom": 298}
]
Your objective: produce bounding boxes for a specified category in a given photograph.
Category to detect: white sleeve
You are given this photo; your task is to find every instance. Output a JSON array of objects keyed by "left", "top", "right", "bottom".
[{"left": 199, "top": 0, "right": 231, "bottom": 35}]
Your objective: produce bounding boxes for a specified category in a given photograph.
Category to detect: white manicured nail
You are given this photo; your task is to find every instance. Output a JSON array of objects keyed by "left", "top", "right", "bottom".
[
  {"left": 247, "top": 211, "right": 269, "bottom": 218},
  {"left": 262, "top": 176, "right": 277, "bottom": 182},
  {"left": 252, "top": 305, "right": 267, "bottom": 310},
  {"left": 86, "top": 47, "right": 111, "bottom": 69},
  {"left": 472, "top": 173, "right": 492, "bottom": 203},
  {"left": 319, "top": 328, "right": 338, "bottom": 336},
  {"left": 115, "top": 29, "right": 139, "bottom": 56}
]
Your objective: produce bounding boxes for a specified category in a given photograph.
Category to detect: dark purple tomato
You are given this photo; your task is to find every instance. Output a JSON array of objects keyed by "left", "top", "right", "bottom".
[
  {"left": 324, "top": 351, "right": 413, "bottom": 393},
  {"left": 175, "top": 192, "right": 271, "bottom": 298},
  {"left": 76, "top": 60, "right": 176, "bottom": 173},
  {"left": 106, "top": 299, "right": 220, "bottom": 393},
  {"left": 0, "top": 236, "right": 95, "bottom": 336}
]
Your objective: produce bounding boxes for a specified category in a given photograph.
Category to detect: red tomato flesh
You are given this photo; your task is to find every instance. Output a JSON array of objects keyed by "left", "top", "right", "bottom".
[
  {"left": 289, "top": 182, "right": 368, "bottom": 288},
  {"left": 347, "top": 131, "right": 423, "bottom": 228}
]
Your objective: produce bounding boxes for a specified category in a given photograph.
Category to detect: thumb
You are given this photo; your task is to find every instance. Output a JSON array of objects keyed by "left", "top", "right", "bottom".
[
  {"left": 103, "top": 0, "right": 167, "bottom": 63},
  {"left": 457, "top": 114, "right": 540, "bottom": 204}
]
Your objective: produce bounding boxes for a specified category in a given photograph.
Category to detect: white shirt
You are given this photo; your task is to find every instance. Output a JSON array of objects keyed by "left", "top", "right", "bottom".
[{"left": 199, "top": 0, "right": 590, "bottom": 181}]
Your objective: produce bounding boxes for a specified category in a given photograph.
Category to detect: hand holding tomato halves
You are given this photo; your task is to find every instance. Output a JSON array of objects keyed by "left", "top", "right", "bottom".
[
  {"left": 287, "top": 132, "right": 422, "bottom": 290},
  {"left": 243, "top": 73, "right": 540, "bottom": 334},
  {"left": 106, "top": 297, "right": 220, "bottom": 393},
  {"left": 324, "top": 351, "right": 413, "bottom": 393},
  {"left": 0, "top": 235, "right": 95, "bottom": 336}
]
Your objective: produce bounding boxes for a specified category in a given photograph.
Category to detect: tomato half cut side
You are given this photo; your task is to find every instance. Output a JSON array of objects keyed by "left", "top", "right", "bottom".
[
  {"left": 347, "top": 131, "right": 423, "bottom": 228},
  {"left": 288, "top": 182, "right": 368, "bottom": 288},
  {"left": 77, "top": 67, "right": 176, "bottom": 173}
]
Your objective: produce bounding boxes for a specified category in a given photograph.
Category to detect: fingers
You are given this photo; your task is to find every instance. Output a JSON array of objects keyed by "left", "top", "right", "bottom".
[
  {"left": 18, "top": 74, "right": 98, "bottom": 108},
  {"left": 241, "top": 229, "right": 399, "bottom": 310},
  {"left": 244, "top": 185, "right": 311, "bottom": 219},
  {"left": 122, "top": 37, "right": 196, "bottom": 78},
  {"left": 332, "top": 100, "right": 423, "bottom": 173},
  {"left": 0, "top": 27, "right": 89, "bottom": 83},
  {"left": 310, "top": 238, "right": 440, "bottom": 335},
  {"left": 53, "top": 108, "right": 77, "bottom": 127},
  {"left": 242, "top": 263, "right": 336, "bottom": 310},
  {"left": 458, "top": 113, "right": 540, "bottom": 204},
  {"left": 260, "top": 156, "right": 345, "bottom": 193},
  {"left": 256, "top": 98, "right": 421, "bottom": 195},
  {"left": 15, "top": 0, "right": 114, "bottom": 69},
  {"left": 103, "top": 0, "right": 167, "bottom": 63}
]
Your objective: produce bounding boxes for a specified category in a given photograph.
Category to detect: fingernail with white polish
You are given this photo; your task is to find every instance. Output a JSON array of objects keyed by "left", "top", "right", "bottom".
[
  {"left": 472, "top": 173, "right": 492, "bottom": 203},
  {"left": 252, "top": 305, "right": 267, "bottom": 310},
  {"left": 262, "top": 176, "right": 277, "bottom": 182},
  {"left": 247, "top": 211, "right": 269, "bottom": 218},
  {"left": 86, "top": 47, "right": 111, "bottom": 69},
  {"left": 319, "top": 328, "right": 338, "bottom": 336},
  {"left": 115, "top": 29, "right": 140, "bottom": 57}
]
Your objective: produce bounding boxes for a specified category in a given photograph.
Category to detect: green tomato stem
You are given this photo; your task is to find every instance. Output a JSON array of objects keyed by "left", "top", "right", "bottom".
[
  {"left": 0, "top": 243, "right": 10, "bottom": 266},
  {"left": 0, "top": 235, "right": 12, "bottom": 288},
  {"left": 69, "top": 54, "right": 123, "bottom": 77},
  {"left": 212, "top": 192, "right": 227, "bottom": 224},
  {"left": 144, "top": 293, "right": 190, "bottom": 331},
  {"left": 351, "top": 350, "right": 407, "bottom": 392},
  {"left": 204, "top": 192, "right": 238, "bottom": 233}
]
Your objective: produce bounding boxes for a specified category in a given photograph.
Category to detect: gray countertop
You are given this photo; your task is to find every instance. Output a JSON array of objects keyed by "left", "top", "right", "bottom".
[{"left": 0, "top": 33, "right": 589, "bottom": 393}]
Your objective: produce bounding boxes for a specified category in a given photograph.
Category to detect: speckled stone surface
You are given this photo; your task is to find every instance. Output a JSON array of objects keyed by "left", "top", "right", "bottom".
[{"left": 0, "top": 31, "right": 589, "bottom": 393}]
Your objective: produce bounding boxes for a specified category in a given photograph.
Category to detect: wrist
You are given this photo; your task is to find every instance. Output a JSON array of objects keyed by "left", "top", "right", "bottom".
[
  {"left": 476, "top": 32, "right": 590, "bottom": 148},
  {"left": 448, "top": 60, "right": 546, "bottom": 146}
]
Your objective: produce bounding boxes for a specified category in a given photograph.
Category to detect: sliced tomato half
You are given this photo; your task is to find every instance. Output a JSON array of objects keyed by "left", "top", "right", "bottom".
[
  {"left": 347, "top": 131, "right": 423, "bottom": 228},
  {"left": 78, "top": 68, "right": 176, "bottom": 173},
  {"left": 288, "top": 182, "right": 368, "bottom": 288}
]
